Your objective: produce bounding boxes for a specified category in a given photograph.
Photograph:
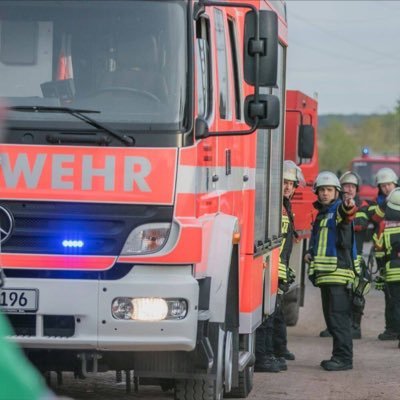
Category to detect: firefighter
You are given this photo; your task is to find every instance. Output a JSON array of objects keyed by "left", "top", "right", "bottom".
[
  {"left": 305, "top": 171, "right": 357, "bottom": 371},
  {"left": 255, "top": 161, "right": 304, "bottom": 372},
  {"left": 369, "top": 168, "right": 399, "bottom": 340},
  {"left": 319, "top": 171, "right": 370, "bottom": 339},
  {"left": 374, "top": 188, "right": 400, "bottom": 347}
]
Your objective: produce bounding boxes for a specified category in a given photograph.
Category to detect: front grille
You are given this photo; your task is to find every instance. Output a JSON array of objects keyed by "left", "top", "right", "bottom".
[
  {"left": 6, "top": 314, "right": 75, "bottom": 337},
  {"left": 0, "top": 201, "right": 173, "bottom": 255},
  {"left": 7, "top": 314, "right": 36, "bottom": 336},
  {"left": 44, "top": 315, "right": 75, "bottom": 337}
]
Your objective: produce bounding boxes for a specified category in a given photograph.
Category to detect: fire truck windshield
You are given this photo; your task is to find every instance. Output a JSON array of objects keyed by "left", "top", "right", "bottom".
[
  {"left": 352, "top": 160, "right": 400, "bottom": 186},
  {"left": 0, "top": 1, "right": 188, "bottom": 131}
]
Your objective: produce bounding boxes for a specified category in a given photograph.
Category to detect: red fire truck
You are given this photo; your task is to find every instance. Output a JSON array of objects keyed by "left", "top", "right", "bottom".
[
  {"left": 0, "top": 1, "right": 305, "bottom": 398},
  {"left": 351, "top": 150, "right": 400, "bottom": 201},
  {"left": 283, "top": 90, "right": 319, "bottom": 325}
]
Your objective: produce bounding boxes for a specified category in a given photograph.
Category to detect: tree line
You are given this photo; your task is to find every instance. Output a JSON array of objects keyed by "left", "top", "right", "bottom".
[{"left": 318, "top": 99, "right": 400, "bottom": 172}]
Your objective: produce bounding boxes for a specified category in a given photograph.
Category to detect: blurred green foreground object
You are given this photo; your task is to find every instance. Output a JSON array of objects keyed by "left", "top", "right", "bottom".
[{"left": 0, "top": 311, "right": 48, "bottom": 400}]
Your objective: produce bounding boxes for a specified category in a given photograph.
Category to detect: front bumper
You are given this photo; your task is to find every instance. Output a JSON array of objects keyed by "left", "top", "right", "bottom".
[{"left": 5, "top": 265, "right": 199, "bottom": 352}]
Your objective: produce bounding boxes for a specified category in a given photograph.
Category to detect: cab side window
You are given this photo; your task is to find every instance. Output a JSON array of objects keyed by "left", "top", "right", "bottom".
[
  {"left": 214, "top": 8, "right": 230, "bottom": 120},
  {"left": 196, "top": 16, "right": 212, "bottom": 119}
]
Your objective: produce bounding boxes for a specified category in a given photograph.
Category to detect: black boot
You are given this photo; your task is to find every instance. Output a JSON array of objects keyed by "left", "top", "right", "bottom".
[
  {"left": 378, "top": 330, "right": 398, "bottom": 340},
  {"left": 319, "top": 328, "right": 332, "bottom": 338},
  {"left": 254, "top": 356, "right": 281, "bottom": 373},
  {"left": 275, "top": 349, "right": 295, "bottom": 360},
  {"left": 320, "top": 358, "right": 353, "bottom": 371},
  {"left": 276, "top": 357, "right": 287, "bottom": 371}
]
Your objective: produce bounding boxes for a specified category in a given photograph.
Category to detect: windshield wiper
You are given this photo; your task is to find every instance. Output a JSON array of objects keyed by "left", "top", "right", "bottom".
[{"left": 7, "top": 106, "right": 134, "bottom": 146}]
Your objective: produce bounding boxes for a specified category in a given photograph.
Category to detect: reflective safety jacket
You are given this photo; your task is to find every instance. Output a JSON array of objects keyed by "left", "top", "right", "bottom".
[
  {"left": 279, "top": 197, "right": 295, "bottom": 282},
  {"left": 374, "top": 217, "right": 400, "bottom": 283},
  {"left": 368, "top": 193, "right": 386, "bottom": 268},
  {"left": 308, "top": 198, "right": 358, "bottom": 286},
  {"left": 353, "top": 196, "right": 370, "bottom": 256}
]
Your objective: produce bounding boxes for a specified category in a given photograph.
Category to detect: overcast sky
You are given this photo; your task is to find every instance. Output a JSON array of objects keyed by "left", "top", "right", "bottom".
[{"left": 285, "top": 1, "right": 400, "bottom": 115}]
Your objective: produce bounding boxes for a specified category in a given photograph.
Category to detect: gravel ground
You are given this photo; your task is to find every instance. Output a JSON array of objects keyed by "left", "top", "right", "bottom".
[{"left": 53, "top": 251, "right": 400, "bottom": 400}]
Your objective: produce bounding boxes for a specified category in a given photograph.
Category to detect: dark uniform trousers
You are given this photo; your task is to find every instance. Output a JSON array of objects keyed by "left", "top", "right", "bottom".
[
  {"left": 255, "top": 294, "right": 287, "bottom": 359},
  {"left": 377, "top": 258, "right": 395, "bottom": 333},
  {"left": 386, "top": 282, "right": 400, "bottom": 336},
  {"left": 384, "top": 286, "right": 395, "bottom": 332},
  {"left": 321, "top": 285, "right": 353, "bottom": 363}
]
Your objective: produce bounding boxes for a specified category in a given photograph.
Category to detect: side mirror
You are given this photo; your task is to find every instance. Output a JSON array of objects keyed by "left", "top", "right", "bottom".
[
  {"left": 298, "top": 125, "right": 314, "bottom": 159},
  {"left": 244, "top": 10, "right": 278, "bottom": 87},
  {"left": 244, "top": 94, "right": 280, "bottom": 129}
]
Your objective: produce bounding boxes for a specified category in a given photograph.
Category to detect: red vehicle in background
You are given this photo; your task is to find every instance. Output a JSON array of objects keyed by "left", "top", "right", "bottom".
[
  {"left": 283, "top": 90, "right": 319, "bottom": 325},
  {"left": 351, "top": 150, "right": 400, "bottom": 202}
]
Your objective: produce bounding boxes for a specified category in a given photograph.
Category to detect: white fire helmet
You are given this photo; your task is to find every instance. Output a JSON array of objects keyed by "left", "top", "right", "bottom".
[
  {"left": 313, "top": 171, "right": 341, "bottom": 193},
  {"left": 340, "top": 171, "right": 361, "bottom": 188},
  {"left": 283, "top": 160, "right": 305, "bottom": 187},
  {"left": 386, "top": 188, "right": 400, "bottom": 212},
  {"left": 375, "top": 168, "right": 398, "bottom": 186}
]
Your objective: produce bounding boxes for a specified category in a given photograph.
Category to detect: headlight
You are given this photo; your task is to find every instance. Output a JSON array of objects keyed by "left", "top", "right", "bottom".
[
  {"left": 121, "top": 223, "right": 171, "bottom": 255},
  {"left": 111, "top": 297, "right": 188, "bottom": 321}
]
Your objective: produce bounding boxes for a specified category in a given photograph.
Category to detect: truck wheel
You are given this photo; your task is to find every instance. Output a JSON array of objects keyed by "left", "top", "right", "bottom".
[
  {"left": 175, "top": 379, "right": 215, "bottom": 400},
  {"left": 283, "top": 296, "right": 300, "bottom": 326},
  {"left": 224, "top": 365, "right": 253, "bottom": 398},
  {"left": 224, "top": 332, "right": 254, "bottom": 398},
  {"left": 175, "top": 326, "right": 228, "bottom": 400}
]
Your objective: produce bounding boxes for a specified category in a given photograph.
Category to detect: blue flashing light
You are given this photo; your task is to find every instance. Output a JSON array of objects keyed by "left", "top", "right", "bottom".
[
  {"left": 62, "top": 240, "right": 84, "bottom": 248},
  {"left": 362, "top": 147, "right": 369, "bottom": 156}
]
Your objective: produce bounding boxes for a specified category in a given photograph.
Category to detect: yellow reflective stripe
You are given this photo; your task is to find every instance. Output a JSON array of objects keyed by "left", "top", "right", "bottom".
[
  {"left": 385, "top": 269, "right": 400, "bottom": 276},
  {"left": 384, "top": 231, "right": 392, "bottom": 256},
  {"left": 317, "top": 220, "right": 328, "bottom": 257},
  {"left": 354, "top": 258, "right": 361, "bottom": 274},
  {"left": 373, "top": 233, "right": 384, "bottom": 248},
  {"left": 278, "top": 265, "right": 287, "bottom": 280},
  {"left": 376, "top": 206, "right": 385, "bottom": 218},
  {"left": 356, "top": 211, "right": 368, "bottom": 219},
  {"left": 385, "top": 266, "right": 400, "bottom": 282},
  {"left": 384, "top": 227, "right": 400, "bottom": 235},
  {"left": 314, "top": 255, "right": 337, "bottom": 263},
  {"left": 316, "top": 276, "right": 350, "bottom": 285},
  {"left": 280, "top": 236, "right": 287, "bottom": 258},
  {"left": 313, "top": 265, "right": 337, "bottom": 273},
  {"left": 315, "top": 269, "right": 355, "bottom": 285}
]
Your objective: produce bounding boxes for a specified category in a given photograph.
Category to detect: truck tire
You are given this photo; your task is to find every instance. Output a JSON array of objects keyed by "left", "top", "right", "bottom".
[
  {"left": 225, "top": 332, "right": 254, "bottom": 398},
  {"left": 175, "top": 326, "right": 228, "bottom": 400},
  {"left": 224, "top": 365, "right": 253, "bottom": 398},
  {"left": 175, "top": 379, "right": 215, "bottom": 400}
]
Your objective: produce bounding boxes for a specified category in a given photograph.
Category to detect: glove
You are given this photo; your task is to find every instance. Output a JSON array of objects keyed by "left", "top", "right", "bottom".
[
  {"left": 352, "top": 293, "right": 365, "bottom": 311},
  {"left": 374, "top": 276, "right": 385, "bottom": 291},
  {"left": 308, "top": 273, "right": 317, "bottom": 287},
  {"left": 278, "top": 279, "right": 290, "bottom": 293},
  {"left": 288, "top": 267, "right": 296, "bottom": 285}
]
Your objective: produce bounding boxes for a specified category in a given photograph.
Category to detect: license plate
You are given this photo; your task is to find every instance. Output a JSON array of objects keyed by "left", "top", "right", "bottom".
[{"left": 0, "top": 288, "right": 38, "bottom": 312}]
